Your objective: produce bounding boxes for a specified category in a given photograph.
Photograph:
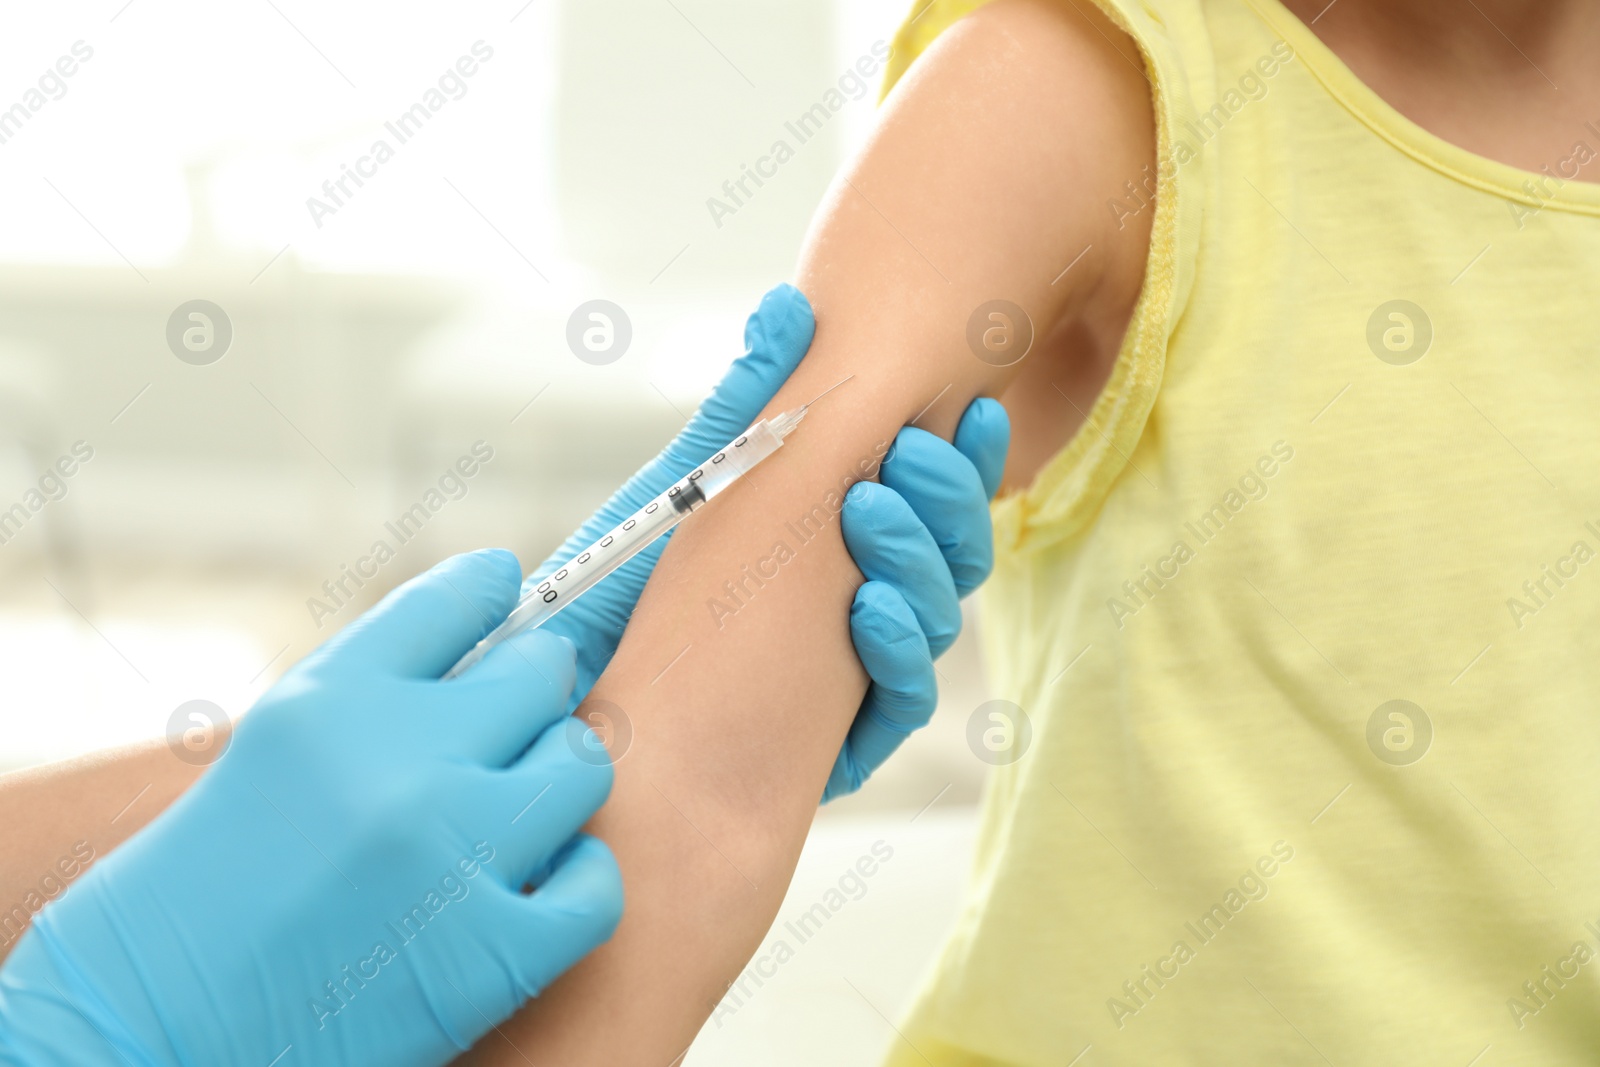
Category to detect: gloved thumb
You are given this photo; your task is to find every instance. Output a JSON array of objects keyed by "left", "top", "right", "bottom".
[
  {"left": 308, "top": 548, "right": 524, "bottom": 679},
  {"left": 667, "top": 283, "right": 815, "bottom": 461}
]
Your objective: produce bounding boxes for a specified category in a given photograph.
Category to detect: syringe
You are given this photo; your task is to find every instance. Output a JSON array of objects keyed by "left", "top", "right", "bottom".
[{"left": 443, "top": 396, "right": 826, "bottom": 680}]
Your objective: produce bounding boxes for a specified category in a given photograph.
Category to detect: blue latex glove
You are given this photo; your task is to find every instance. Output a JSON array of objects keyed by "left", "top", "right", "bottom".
[
  {"left": 0, "top": 550, "right": 620, "bottom": 1067},
  {"left": 529, "top": 282, "right": 1009, "bottom": 802},
  {"left": 529, "top": 283, "right": 821, "bottom": 701},
  {"left": 828, "top": 408, "right": 1008, "bottom": 800}
]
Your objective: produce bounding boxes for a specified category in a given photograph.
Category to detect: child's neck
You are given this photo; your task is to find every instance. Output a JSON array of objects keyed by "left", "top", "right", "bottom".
[{"left": 1280, "top": 0, "right": 1600, "bottom": 182}]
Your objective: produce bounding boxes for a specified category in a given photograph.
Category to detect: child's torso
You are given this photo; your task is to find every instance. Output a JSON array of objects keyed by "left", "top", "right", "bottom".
[{"left": 893, "top": 0, "right": 1600, "bottom": 1064}]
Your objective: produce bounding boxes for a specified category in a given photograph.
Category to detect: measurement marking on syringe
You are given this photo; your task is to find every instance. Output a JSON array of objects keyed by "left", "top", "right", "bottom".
[{"left": 441, "top": 404, "right": 817, "bottom": 680}]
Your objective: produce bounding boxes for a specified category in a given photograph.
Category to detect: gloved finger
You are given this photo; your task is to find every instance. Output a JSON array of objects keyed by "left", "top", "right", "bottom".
[
  {"left": 504, "top": 284, "right": 815, "bottom": 703},
  {"left": 953, "top": 396, "right": 1011, "bottom": 501},
  {"left": 844, "top": 582, "right": 937, "bottom": 781},
  {"left": 670, "top": 283, "right": 815, "bottom": 460},
  {"left": 822, "top": 746, "right": 867, "bottom": 803},
  {"left": 841, "top": 481, "right": 962, "bottom": 658},
  {"left": 311, "top": 549, "right": 524, "bottom": 679},
  {"left": 502, "top": 834, "right": 624, "bottom": 998},
  {"left": 489, "top": 717, "right": 615, "bottom": 887},
  {"left": 433, "top": 629, "right": 578, "bottom": 767},
  {"left": 880, "top": 426, "right": 994, "bottom": 600}
]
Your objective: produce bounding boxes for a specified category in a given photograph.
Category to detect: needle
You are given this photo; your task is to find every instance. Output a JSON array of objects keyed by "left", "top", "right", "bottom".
[{"left": 800, "top": 374, "right": 855, "bottom": 412}]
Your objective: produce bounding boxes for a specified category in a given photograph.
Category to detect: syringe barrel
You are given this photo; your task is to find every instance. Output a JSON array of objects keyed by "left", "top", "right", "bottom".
[
  {"left": 697, "top": 417, "right": 785, "bottom": 494},
  {"left": 663, "top": 417, "right": 784, "bottom": 514},
  {"left": 441, "top": 492, "right": 680, "bottom": 679},
  {"left": 441, "top": 414, "right": 792, "bottom": 680}
]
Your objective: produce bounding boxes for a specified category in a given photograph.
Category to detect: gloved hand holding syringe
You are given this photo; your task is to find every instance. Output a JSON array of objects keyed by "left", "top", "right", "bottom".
[
  {"left": 444, "top": 376, "right": 853, "bottom": 680},
  {"left": 0, "top": 281, "right": 1012, "bottom": 1067}
]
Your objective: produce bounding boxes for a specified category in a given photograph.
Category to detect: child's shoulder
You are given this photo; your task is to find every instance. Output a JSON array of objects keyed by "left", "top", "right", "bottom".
[{"left": 882, "top": 0, "right": 1162, "bottom": 304}]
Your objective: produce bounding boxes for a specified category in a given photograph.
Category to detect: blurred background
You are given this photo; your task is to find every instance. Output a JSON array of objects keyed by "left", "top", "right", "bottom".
[{"left": 0, "top": 2, "right": 995, "bottom": 1061}]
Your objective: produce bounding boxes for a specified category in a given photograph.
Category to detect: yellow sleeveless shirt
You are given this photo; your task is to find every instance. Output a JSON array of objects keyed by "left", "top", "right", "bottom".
[{"left": 882, "top": 1, "right": 1600, "bottom": 1064}]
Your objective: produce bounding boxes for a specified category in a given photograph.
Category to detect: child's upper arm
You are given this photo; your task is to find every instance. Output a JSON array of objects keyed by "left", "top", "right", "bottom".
[{"left": 790, "top": 0, "right": 1156, "bottom": 435}]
